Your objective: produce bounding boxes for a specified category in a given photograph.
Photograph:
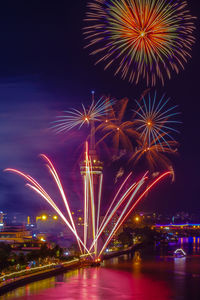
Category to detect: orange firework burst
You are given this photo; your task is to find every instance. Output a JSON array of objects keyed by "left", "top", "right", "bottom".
[
  {"left": 84, "top": 0, "right": 196, "bottom": 85},
  {"left": 95, "top": 98, "right": 138, "bottom": 152},
  {"left": 130, "top": 133, "right": 178, "bottom": 170}
]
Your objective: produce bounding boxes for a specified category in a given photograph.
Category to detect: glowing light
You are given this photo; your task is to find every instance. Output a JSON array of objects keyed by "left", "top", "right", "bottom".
[
  {"left": 51, "top": 95, "right": 115, "bottom": 133},
  {"left": 41, "top": 215, "right": 47, "bottom": 220},
  {"left": 84, "top": 0, "right": 196, "bottom": 85},
  {"left": 131, "top": 92, "right": 180, "bottom": 170},
  {"left": 4, "top": 164, "right": 91, "bottom": 257},
  {"left": 0, "top": 259, "right": 79, "bottom": 282},
  {"left": 96, "top": 98, "right": 138, "bottom": 152},
  {"left": 5, "top": 152, "right": 172, "bottom": 259},
  {"left": 134, "top": 91, "right": 180, "bottom": 148},
  {"left": 130, "top": 133, "right": 178, "bottom": 170},
  {"left": 40, "top": 154, "right": 83, "bottom": 254},
  {"left": 155, "top": 223, "right": 200, "bottom": 228},
  {"left": 53, "top": 215, "right": 58, "bottom": 220},
  {"left": 98, "top": 172, "right": 132, "bottom": 233},
  {"left": 174, "top": 248, "right": 186, "bottom": 256},
  {"left": 140, "top": 31, "right": 145, "bottom": 37},
  {"left": 98, "top": 171, "right": 171, "bottom": 256}
]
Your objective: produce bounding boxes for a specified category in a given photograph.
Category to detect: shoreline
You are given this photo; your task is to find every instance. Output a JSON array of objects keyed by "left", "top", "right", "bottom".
[
  {"left": 102, "top": 243, "right": 142, "bottom": 260},
  {"left": 0, "top": 259, "right": 80, "bottom": 296},
  {"left": 0, "top": 244, "right": 141, "bottom": 296}
]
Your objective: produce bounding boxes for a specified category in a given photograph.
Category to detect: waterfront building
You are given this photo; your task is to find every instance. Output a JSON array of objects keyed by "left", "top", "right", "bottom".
[{"left": 0, "top": 225, "right": 48, "bottom": 251}]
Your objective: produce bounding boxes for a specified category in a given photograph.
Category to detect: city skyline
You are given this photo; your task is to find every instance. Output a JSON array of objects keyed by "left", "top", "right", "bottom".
[{"left": 0, "top": 0, "right": 200, "bottom": 215}]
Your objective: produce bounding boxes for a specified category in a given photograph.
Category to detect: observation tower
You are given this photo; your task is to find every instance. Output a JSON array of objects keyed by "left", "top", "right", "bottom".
[
  {"left": 80, "top": 93, "right": 104, "bottom": 250},
  {"left": 80, "top": 121, "right": 103, "bottom": 178},
  {"left": 80, "top": 91, "right": 103, "bottom": 179}
]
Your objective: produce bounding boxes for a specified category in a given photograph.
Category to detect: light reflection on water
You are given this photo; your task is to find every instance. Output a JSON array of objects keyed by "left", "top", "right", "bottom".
[{"left": 1, "top": 237, "right": 200, "bottom": 300}]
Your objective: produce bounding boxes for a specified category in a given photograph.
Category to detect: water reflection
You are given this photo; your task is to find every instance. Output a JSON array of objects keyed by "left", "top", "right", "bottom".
[
  {"left": 1, "top": 277, "right": 55, "bottom": 300},
  {"left": 173, "top": 257, "right": 187, "bottom": 300},
  {"left": 0, "top": 266, "right": 172, "bottom": 300},
  {"left": 133, "top": 251, "right": 141, "bottom": 262},
  {"left": 1, "top": 237, "right": 200, "bottom": 300}
]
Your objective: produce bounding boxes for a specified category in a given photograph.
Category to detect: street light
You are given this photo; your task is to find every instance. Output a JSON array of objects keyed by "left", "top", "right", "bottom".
[{"left": 135, "top": 216, "right": 140, "bottom": 222}]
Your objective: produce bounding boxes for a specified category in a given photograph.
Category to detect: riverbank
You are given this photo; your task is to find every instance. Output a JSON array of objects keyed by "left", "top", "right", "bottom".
[
  {"left": 2, "top": 237, "right": 200, "bottom": 300},
  {"left": 0, "top": 244, "right": 142, "bottom": 296},
  {"left": 102, "top": 243, "right": 143, "bottom": 260},
  {"left": 0, "top": 259, "right": 80, "bottom": 296}
]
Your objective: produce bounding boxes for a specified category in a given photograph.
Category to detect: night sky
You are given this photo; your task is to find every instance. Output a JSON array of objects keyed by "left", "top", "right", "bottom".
[{"left": 0, "top": 0, "right": 200, "bottom": 216}]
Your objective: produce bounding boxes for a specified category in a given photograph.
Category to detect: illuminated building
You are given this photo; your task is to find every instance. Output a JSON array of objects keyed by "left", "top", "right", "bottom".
[
  {"left": 0, "top": 211, "right": 3, "bottom": 223},
  {"left": 80, "top": 149, "right": 103, "bottom": 176},
  {"left": 153, "top": 223, "right": 200, "bottom": 230},
  {"left": 0, "top": 225, "right": 32, "bottom": 244},
  {"left": 36, "top": 213, "right": 64, "bottom": 234},
  {"left": 0, "top": 225, "right": 49, "bottom": 250},
  {"left": 0, "top": 211, "right": 4, "bottom": 228},
  {"left": 27, "top": 216, "right": 30, "bottom": 225}
]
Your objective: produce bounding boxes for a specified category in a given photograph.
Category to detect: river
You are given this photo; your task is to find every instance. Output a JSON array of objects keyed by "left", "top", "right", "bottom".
[{"left": 1, "top": 237, "right": 200, "bottom": 300}]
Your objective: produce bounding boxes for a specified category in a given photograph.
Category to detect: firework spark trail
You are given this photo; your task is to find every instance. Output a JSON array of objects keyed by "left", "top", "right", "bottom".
[
  {"left": 96, "top": 173, "right": 103, "bottom": 237},
  {"left": 98, "top": 177, "right": 146, "bottom": 257},
  {"left": 133, "top": 92, "right": 180, "bottom": 150},
  {"left": 98, "top": 172, "right": 132, "bottom": 234},
  {"left": 84, "top": 175, "right": 88, "bottom": 253},
  {"left": 114, "top": 171, "right": 172, "bottom": 237},
  {"left": 40, "top": 154, "right": 83, "bottom": 253},
  {"left": 130, "top": 133, "right": 178, "bottom": 170},
  {"left": 84, "top": 0, "right": 196, "bottom": 85},
  {"left": 84, "top": 143, "right": 97, "bottom": 252},
  {"left": 95, "top": 98, "right": 138, "bottom": 152},
  {"left": 4, "top": 168, "right": 91, "bottom": 256},
  {"left": 84, "top": 142, "right": 104, "bottom": 254},
  {"left": 89, "top": 157, "right": 96, "bottom": 247},
  {"left": 83, "top": 142, "right": 89, "bottom": 250},
  {"left": 52, "top": 96, "right": 115, "bottom": 133},
  {"left": 5, "top": 151, "right": 173, "bottom": 258},
  {"left": 98, "top": 171, "right": 172, "bottom": 257},
  {"left": 96, "top": 173, "right": 103, "bottom": 254},
  {"left": 89, "top": 177, "right": 144, "bottom": 252}
]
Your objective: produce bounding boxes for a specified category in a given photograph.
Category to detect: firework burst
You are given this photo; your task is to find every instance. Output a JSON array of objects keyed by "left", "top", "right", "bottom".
[
  {"left": 96, "top": 98, "right": 138, "bottom": 152},
  {"left": 52, "top": 93, "right": 114, "bottom": 133},
  {"left": 133, "top": 91, "right": 180, "bottom": 150},
  {"left": 4, "top": 151, "right": 172, "bottom": 259},
  {"left": 130, "top": 133, "right": 178, "bottom": 170},
  {"left": 84, "top": 0, "right": 196, "bottom": 85}
]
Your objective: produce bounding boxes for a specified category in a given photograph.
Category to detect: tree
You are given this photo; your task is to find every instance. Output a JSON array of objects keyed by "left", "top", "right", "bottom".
[
  {"left": 118, "top": 231, "right": 133, "bottom": 246},
  {"left": 0, "top": 243, "right": 12, "bottom": 271}
]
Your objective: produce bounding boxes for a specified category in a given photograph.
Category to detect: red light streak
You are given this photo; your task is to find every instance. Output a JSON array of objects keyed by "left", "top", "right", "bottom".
[
  {"left": 40, "top": 154, "right": 82, "bottom": 253},
  {"left": 98, "top": 172, "right": 132, "bottom": 234},
  {"left": 4, "top": 167, "right": 91, "bottom": 256},
  {"left": 5, "top": 157, "right": 172, "bottom": 259},
  {"left": 98, "top": 171, "right": 171, "bottom": 256}
]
